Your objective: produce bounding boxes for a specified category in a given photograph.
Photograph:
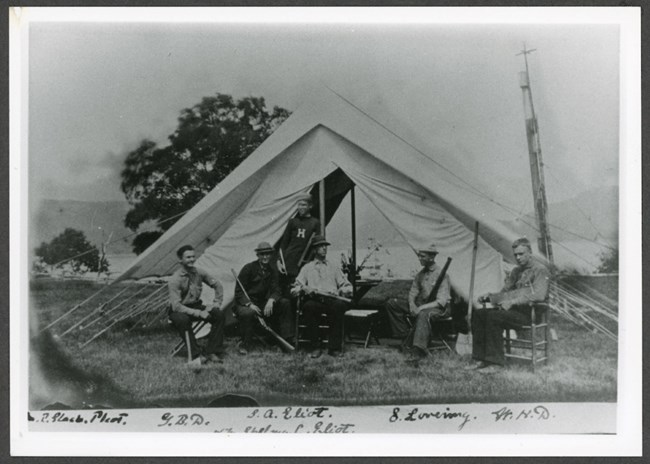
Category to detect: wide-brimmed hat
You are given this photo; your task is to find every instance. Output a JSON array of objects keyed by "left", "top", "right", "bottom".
[
  {"left": 296, "top": 193, "right": 313, "bottom": 203},
  {"left": 418, "top": 243, "right": 438, "bottom": 254},
  {"left": 254, "top": 242, "right": 274, "bottom": 254},
  {"left": 310, "top": 235, "right": 330, "bottom": 248}
]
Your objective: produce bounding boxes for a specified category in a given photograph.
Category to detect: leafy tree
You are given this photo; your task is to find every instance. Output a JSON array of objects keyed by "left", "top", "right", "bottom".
[
  {"left": 596, "top": 246, "right": 618, "bottom": 274},
  {"left": 34, "top": 228, "right": 109, "bottom": 274},
  {"left": 121, "top": 93, "right": 291, "bottom": 253}
]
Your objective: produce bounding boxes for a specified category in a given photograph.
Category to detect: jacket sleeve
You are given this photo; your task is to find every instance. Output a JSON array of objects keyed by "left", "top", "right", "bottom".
[
  {"left": 199, "top": 268, "right": 223, "bottom": 308},
  {"left": 502, "top": 266, "right": 550, "bottom": 305},
  {"left": 335, "top": 267, "right": 352, "bottom": 294},
  {"left": 268, "top": 266, "right": 282, "bottom": 302}
]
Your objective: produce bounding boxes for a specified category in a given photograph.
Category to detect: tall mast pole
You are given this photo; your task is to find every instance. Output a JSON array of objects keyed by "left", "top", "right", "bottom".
[{"left": 517, "top": 43, "right": 554, "bottom": 266}]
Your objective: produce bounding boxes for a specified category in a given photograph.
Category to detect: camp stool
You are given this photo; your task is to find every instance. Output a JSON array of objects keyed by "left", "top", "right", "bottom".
[
  {"left": 344, "top": 309, "right": 381, "bottom": 348},
  {"left": 503, "top": 302, "right": 550, "bottom": 372},
  {"left": 427, "top": 316, "right": 456, "bottom": 354}
]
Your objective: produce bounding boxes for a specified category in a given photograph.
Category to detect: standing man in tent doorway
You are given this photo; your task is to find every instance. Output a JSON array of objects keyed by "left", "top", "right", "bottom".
[
  {"left": 168, "top": 245, "right": 226, "bottom": 364},
  {"left": 277, "top": 193, "right": 321, "bottom": 293},
  {"left": 384, "top": 243, "right": 451, "bottom": 364},
  {"left": 467, "top": 237, "right": 550, "bottom": 373}
]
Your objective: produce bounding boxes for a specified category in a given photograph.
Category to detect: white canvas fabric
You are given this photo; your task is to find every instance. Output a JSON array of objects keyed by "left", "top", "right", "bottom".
[{"left": 118, "top": 87, "right": 539, "bottom": 307}]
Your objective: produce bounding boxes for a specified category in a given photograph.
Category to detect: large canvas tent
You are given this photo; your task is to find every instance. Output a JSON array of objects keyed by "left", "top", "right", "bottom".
[{"left": 117, "top": 87, "right": 527, "bottom": 310}]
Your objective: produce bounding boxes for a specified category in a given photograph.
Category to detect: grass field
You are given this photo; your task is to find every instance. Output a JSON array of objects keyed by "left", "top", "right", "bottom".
[{"left": 29, "top": 279, "right": 618, "bottom": 410}]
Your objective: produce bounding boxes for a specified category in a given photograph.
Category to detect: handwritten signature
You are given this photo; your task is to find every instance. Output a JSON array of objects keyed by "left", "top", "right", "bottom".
[
  {"left": 389, "top": 407, "right": 473, "bottom": 431},
  {"left": 33, "top": 410, "right": 128, "bottom": 425},
  {"left": 491, "top": 405, "right": 552, "bottom": 422}
]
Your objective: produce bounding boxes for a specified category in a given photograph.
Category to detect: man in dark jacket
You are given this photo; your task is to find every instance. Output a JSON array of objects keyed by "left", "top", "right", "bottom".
[{"left": 233, "top": 242, "right": 292, "bottom": 355}]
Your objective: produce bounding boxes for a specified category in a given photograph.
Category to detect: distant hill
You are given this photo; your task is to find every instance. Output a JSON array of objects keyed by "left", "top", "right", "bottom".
[
  {"left": 31, "top": 185, "right": 618, "bottom": 267},
  {"left": 501, "top": 186, "right": 618, "bottom": 243},
  {"left": 31, "top": 199, "right": 134, "bottom": 255}
]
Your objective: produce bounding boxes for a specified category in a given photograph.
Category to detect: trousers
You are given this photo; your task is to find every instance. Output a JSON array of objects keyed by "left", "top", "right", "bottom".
[
  {"left": 471, "top": 307, "right": 529, "bottom": 365},
  {"left": 385, "top": 298, "right": 450, "bottom": 351},
  {"left": 302, "top": 296, "right": 347, "bottom": 351},
  {"left": 168, "top": 305, "right": 225, "bottom": 358},
  {"left": 232, "top": 298, "right": 292, "bottom": 347}
]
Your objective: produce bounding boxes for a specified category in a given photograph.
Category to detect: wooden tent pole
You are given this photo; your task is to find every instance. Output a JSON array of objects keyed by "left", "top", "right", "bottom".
[
  {"left": 350, "top": 186, "right": 357, "bottom": 301},
  {"left": 319, "top": 179, "right": 326, "bottom": 236}
]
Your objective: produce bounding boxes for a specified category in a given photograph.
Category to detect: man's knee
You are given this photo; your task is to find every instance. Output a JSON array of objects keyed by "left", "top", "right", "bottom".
[
  {"left": 276, "top": 298, "right": 291, "bottom": 314},
  {"left": 169, "top": 312, "right": 192, "bottom": 330},
  {"left": 386, "top": 298, "right": 401, "bottom": 311},
  {"left": 208, "top": 308, "right": 225, "bottom": 323}
]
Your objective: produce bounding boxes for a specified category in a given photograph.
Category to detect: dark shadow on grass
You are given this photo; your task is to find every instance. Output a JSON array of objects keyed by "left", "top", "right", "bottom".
[{"left": 30, "top": 330, "right": 143, "bottom": 410}]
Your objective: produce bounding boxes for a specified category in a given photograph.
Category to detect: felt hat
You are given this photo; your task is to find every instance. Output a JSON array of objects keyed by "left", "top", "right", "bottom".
[
  {"left": 418, "top": 243, "right": 438, "bottom": 254},
  {"left": 296, "top": 193, "right": 313, "bottom": 203},
  {"left": 254, "top": 242, "right": 274, "bottom": 253},
  {"left": 310, "top": 235, "right": 330, "bottom": 248}
]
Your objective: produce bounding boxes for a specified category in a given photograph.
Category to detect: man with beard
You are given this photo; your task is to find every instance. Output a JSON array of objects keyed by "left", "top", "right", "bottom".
[
  {"left": 291, "top": 235, "right": 352, "bottom": 358},
  {"left": 233, "top": 242, "right": 292, "bottom": 355}
]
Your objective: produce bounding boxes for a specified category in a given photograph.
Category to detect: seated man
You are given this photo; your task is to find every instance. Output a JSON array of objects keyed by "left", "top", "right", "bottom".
[
  {"left": 384, "top": 243, "right": 451, "bottom": 363},
  {"left": 467, "top": 237, "right": 550, "bottom": 373},
  {"left": 168, "top": 245, "right": 226, "bottom": 364},
  {"left": 291, "top": 235, "right": 352, "bottom": 358},
  {"left": 233, "top": 242, "right": 292, "bottom": 355}
]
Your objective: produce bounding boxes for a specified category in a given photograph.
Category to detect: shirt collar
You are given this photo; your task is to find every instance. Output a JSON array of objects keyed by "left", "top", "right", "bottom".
[{"left": 179, "top": 266, "right": 196, "bottom": 277}]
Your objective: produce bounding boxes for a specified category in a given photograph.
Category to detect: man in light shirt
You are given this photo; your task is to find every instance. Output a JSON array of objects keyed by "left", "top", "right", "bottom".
[
  {"left": 168, "top": 245, "right": 226, "bottom": 364},
  {"left": 384, "top": 243, "right": 451, "bottom": 363},
  {"left": 467, "top": 237, "right": 550, "bottom": 373},
  {"left": 291, "top": 235, "right": 352, "bottom": 358}
]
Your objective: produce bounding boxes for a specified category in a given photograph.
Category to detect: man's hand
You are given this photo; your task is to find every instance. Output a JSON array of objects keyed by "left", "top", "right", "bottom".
[
  {"left": 302, "top": 286, "right": 316, "bottom": 296},
  {"left": 339, "top": 288, "right": 352, "bottom": 298},
  {"left": 290, "top": 286, "right": 301, "bottom": 297},
  {"left": 409, "top": 304, "right": 420, "bottom": 318},
  {"left": 263, "top": 300, "right": 274, "bottom": 317},
  {"left": 249, "top": 303, "right": 262, "bottom": 316},
  {"left": 478, "top": 294, "right": 491, "bottom": 304},
  {"left": 500, "top": 301, "right": 514, "bottom": 311},
  {"left": 199, "top": 309, "right": 211, "bottom": 320}
]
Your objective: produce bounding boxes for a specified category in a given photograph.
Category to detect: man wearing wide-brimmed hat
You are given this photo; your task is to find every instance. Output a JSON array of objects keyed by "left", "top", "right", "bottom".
[
  {"left": 233, "top": 241, "right": 292, "bottom": 355},
  {"left": 277, "top": 193, "right": 321, "bottom": 285},
  {"left": 384, "top": 242, "right": 451, "bottom": 363},
  {"left": 291, "top": 235, "right": 352, "bottom": 358}
]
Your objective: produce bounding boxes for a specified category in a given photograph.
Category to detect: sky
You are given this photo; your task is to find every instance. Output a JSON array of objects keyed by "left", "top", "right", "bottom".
[{"left": 25, "top": 9, "right": 621, "bottom": 219}]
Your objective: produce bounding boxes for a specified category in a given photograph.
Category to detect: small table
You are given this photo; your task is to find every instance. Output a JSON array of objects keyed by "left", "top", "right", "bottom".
[{"left": 345, "top": 309, "right": 381, "bottom": 348}]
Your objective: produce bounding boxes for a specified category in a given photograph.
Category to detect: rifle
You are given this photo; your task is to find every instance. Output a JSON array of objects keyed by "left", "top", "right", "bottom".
[
  {"left": 230, "top": 269, "right": 295, "bottom": 352},
  {"left": 426, "top": 257, "right": 453, "bottom": 304},
  {"left": 402, "top": 257, "right": 452, "bottom": 349},
  {"left": 310, "top": 289, "right": 352, "bottom": 304},
  {"left": 297, "top": 232, "right": 316, "bottom": 268}
]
